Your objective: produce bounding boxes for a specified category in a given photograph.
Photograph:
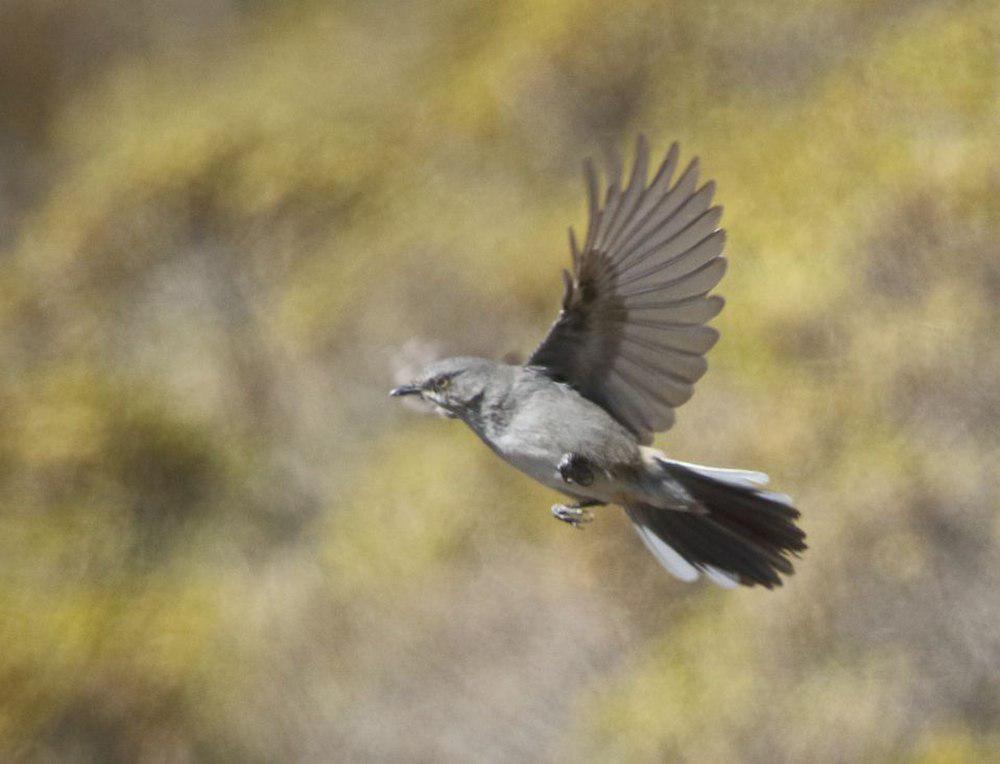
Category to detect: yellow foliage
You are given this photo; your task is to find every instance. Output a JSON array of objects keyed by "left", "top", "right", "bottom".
[{"left": 0, "top": 0, "right": 997, "bottom": 758}]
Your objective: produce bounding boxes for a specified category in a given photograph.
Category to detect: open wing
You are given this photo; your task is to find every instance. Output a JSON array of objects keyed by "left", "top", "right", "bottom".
[{"left": 527, "top": 136, "right": 726, "bottom": 444}]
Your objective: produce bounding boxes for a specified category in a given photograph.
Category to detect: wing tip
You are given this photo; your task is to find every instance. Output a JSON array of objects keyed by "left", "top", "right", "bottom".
[
  {"left": 683, "top": 156, "right": 700, "bottom": 183},
  {"left": 710, "top": 205, "right": 725, "bottom": 229},
  {"left": 583, "top": 157, "right": 599, "bottom": 201},
  {"left": 704, "top": 325, "right": 721, "bottom": 349},
  {"left": 604, "top": 144, "right": 623, "bottom": 188},
  {"left": 708, "top": 293, "right": 726, "bottom": 317},
  {"left": 634, "top": 133, "right": 650, "bottom": 168}
]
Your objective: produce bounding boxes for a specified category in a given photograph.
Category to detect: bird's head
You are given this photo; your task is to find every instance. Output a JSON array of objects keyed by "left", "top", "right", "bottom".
[{"left": 390, "top": 357, "right": 500, "bottom": 419}]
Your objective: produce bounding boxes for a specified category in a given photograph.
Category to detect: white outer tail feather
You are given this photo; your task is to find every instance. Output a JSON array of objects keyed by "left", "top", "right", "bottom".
[
  {"left": 704, "top": 565, "right": 739, "bottom": 589},
  {"left": 652, "top": 453, "right": 770, "bottom": 489},
  {"left": 632, "top": 524, "right": 699, "bottom": 582},
  {"left": 633, "top": 522, "right": 740, "bottom": 588}
]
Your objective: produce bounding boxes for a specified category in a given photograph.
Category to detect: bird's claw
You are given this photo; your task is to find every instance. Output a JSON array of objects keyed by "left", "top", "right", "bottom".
[
  {"left": 557, "top": 453, "right": 594, "bottom": 487},
  {"left": 551, "top": 503, "right": 594, "bottom": 529}
]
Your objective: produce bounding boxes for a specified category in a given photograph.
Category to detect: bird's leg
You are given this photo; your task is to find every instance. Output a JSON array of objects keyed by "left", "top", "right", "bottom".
[
  {"left": 557, "top": 452, "right": 595, "bottom": 487},
  {"left": 551, "top": 498, "right": 604, "bottom": 529}
]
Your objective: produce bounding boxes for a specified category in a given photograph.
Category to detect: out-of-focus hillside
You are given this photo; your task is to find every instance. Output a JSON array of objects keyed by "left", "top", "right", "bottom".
[{"left": 1, "top": 0, "right": 998, "bottom": 760}]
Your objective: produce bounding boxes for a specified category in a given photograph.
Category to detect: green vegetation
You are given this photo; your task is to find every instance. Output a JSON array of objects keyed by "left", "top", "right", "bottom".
[{"left": 1, "top": 0, "right": 997, "bottom": 759}]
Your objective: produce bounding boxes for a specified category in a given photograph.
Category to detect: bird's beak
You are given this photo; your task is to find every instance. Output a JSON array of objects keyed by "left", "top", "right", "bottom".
[{"left": 389, "top": 384, "right": 421, "bottom": 397}]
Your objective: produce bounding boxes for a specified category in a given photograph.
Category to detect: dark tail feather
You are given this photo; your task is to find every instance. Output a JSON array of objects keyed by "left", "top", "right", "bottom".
[{"left": 628, "top": 461, "right": 807, "bottom": 589}]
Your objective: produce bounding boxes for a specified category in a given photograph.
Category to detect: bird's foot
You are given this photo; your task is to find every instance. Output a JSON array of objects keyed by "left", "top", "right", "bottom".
[
  {"left": 557, "top": 453, "right": 595, "bottom": 487},
  {"left": 551, "top": 502, "right": 596, "bottom": 529}
]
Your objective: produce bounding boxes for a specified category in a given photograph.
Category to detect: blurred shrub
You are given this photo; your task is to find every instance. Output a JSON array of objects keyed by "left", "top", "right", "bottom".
[{"left": 1, "top": 0, "right": 998, "bottom": 760}]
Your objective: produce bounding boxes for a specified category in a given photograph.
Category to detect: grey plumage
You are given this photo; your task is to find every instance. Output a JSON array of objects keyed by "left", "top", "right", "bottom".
[
  {"left": 530, "top": 135, "right": 726, "bottom": 444},
  {"left": 391, "top": 137, "right": 806, "bottom": 589}
]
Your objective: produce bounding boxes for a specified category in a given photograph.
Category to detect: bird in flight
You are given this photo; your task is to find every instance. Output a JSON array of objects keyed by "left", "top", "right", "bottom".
[{"left": 391, "top": 136, "right": 806, "bottom": 588}]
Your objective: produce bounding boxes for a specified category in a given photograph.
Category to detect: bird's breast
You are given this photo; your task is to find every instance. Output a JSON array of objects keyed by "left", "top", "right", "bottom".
[
  {"left": 491, "top": 434, "right": 626, "bottom": 503},
  {"left": 495, "top": 440, "right": 564, "bottom": 489}
]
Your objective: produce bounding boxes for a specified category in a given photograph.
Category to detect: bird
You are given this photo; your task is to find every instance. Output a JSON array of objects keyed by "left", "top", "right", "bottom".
[{"left": 390, "top": 135, "right": 806, "bottom": 588}]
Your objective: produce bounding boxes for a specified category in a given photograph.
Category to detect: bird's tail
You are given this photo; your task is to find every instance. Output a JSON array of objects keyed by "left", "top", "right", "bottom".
[{"left": 626, "top": 457, "right": 807, "bottom": 588}]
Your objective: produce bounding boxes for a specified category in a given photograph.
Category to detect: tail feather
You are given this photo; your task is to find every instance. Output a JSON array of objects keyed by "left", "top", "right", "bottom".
[
  {"left": 703, "top": 566, "right": 739, "bottom": 589},
  {"left": 628, "top": 459, "right": 807, "bottom": 589},
  {"left": 633, "top": 523, "right": 700, "bottom": 582},
  {"left": 659, "top": 459, "right": 770, "bottom": 489}
]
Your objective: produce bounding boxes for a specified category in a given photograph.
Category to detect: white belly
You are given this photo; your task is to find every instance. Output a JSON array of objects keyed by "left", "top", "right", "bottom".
[
  {"left": 502, "top": 447, "right": 564, "bottom": 490},
  {"left": 495, "top": 439, "right": 624, "bottom": 504}
]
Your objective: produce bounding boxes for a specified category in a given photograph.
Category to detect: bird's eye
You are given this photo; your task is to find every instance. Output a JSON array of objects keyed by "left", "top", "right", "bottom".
[{"left": 432, "top": 376, "right": 451, "bottom": 392}]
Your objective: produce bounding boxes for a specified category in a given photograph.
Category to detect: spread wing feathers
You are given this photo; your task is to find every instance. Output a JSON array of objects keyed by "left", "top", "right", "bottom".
[{"left": 528, "top": 135, "right": 726, "bottom": 443}]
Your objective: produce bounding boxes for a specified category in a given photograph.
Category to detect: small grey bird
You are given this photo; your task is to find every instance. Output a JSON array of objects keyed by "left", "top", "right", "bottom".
[{"left": 391, "top": 136, "right": 806, "bottom": 588}]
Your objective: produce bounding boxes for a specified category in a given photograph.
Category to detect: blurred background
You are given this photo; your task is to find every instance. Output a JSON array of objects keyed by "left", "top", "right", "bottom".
[{"left": 1, "top": 0, "right": 998, "bottom": 760}]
